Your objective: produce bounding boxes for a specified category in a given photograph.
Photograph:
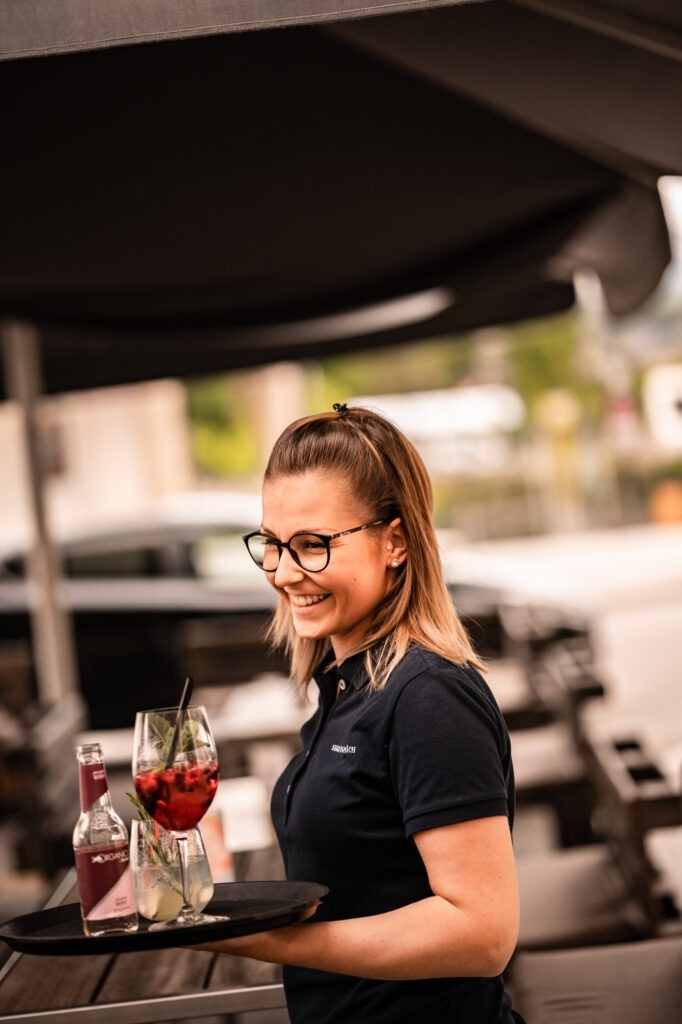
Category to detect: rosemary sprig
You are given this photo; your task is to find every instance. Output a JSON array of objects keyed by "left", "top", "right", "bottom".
[{"left": 127, "top": 792, "right": 183, "bottom": 895}]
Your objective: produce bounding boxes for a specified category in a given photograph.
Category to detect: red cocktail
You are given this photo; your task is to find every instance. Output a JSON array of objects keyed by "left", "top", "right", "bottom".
[
  {"left": 134, "top": 761, "right": 219, "bottom": 831},
  {"left": 132, "top": 704, "right": 226, "bottom": 928}
]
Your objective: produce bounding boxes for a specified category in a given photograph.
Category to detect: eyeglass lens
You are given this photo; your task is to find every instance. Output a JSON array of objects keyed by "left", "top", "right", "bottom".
[{"left": 247, "top": 534, "right": 329, "bottom": 572}]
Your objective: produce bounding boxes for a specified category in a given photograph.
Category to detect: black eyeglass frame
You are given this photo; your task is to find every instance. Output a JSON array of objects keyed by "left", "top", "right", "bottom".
[{"left": 243, "top": 520, "right": 388, "bottom": 573}]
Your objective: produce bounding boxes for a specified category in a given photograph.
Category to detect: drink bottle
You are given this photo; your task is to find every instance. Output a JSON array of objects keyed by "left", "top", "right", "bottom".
[{"left": 73, "top": 742, "right": 138, "bottom": 936}]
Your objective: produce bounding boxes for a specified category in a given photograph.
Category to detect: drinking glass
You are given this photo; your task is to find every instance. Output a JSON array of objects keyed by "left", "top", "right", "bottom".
[
  {"left": 130, "top": 819, "right": 214, "bottom": 923},
  {"left": 133, "top": 705, "right": 227, "bottom": 928}
]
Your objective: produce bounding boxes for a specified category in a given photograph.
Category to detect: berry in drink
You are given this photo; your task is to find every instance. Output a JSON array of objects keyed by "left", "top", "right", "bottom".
[{"left": 134, "top": 761, "right": 219, "bottom": 831}]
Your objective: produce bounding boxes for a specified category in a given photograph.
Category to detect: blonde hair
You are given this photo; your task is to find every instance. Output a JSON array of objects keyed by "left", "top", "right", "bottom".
[{"left": 264, "top": 405, "right": 482, "bottom": 691}]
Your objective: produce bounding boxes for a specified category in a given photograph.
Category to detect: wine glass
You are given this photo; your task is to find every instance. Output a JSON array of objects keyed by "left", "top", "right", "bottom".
[{"left": 132, "top": 704, "right": 227, "bottom": 928}]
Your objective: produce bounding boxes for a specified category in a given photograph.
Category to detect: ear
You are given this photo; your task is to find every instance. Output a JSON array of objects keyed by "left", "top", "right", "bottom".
[{"left": 382, "top": 518, "right": 408, "bottom": 570}]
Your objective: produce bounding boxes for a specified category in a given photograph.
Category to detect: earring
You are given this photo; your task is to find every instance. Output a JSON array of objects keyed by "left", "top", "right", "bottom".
[
  {"left": 386, "top": 545, "right": 392, "bottom": 550},
  {"left": 391, "top": 558, "right": 400, "bottom": 568}
]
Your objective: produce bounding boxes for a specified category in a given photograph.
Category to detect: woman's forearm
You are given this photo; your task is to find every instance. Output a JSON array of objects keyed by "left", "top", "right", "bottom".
[{"left": 202, "top": 894, "right": 516, "bottom": 980}]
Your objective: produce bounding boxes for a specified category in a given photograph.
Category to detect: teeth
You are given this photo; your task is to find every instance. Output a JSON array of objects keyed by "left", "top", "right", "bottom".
[{"left": 290, "top": 593, "right": 329, "bottom": 607}]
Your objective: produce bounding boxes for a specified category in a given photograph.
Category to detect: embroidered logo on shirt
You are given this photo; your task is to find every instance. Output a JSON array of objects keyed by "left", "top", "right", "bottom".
[{"left": 331, "top": 743, "right": 356, "bottom": 754}]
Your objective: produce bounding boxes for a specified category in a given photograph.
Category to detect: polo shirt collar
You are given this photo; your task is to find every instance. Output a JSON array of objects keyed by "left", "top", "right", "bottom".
[{"left": 313, "top": 647, "right": 370, "bottom": 699}]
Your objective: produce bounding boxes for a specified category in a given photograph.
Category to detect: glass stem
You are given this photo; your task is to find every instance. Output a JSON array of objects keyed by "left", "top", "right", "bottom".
[{"left": 175, "top": 831, "right": 193, "bottom": 912}]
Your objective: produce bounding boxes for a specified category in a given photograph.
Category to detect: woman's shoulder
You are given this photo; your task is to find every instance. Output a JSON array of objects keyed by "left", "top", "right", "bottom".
[
  {"left": 389, "top": 645, "right": 505, "bottom": 725},
  {"left": 392, "top": 644, "right": 484, "bottom": 687}
]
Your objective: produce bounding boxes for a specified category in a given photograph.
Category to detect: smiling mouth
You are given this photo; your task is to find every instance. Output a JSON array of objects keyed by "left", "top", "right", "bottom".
[{"left": 289, "top": 593, "right": 331, "bottom": 607}]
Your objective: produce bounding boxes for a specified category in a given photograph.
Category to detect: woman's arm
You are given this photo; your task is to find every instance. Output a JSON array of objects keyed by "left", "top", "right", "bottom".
[{"left": 194, "top": 815, "right": 519, "bottom": 979}]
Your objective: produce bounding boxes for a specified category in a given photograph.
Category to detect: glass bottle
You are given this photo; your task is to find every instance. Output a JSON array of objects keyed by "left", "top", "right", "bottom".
[{"left": 73, "top": 742, "right": 138, "bottom": 936}]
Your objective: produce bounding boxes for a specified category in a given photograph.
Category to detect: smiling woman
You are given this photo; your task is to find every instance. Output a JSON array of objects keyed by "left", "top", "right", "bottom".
[
  {"left": 260, "top": 406, "right": 482, "bottom": 690},
  {"left": 259, "top": 471, "right": 397, "bottom": 663},
  {"left": 212, "top": 405, "right": 526, "bottom": 1024}
]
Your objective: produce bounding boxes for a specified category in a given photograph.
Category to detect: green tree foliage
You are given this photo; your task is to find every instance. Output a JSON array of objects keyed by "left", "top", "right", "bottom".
[
  {"left": 318, "top": 335, "right": 474, "bottom": 406},
  {"left": 186, "top": 374, "right": 257, "bottom": 476},
  {"left": 506, "top": 313, "right": 605, "bottom": 428},
  {"left": 184, "top": 311, "right": 607, "bottom": 480}
]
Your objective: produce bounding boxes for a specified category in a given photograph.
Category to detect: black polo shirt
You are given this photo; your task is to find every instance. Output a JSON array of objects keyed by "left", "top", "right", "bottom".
[{"left": 271, "top": 645, "right": 523, "bottom": 1024}]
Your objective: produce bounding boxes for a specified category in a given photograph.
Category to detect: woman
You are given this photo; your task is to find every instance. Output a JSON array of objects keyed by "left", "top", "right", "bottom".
[{"left": 205, "top": 404, "right": 525, "bottom": 1023}]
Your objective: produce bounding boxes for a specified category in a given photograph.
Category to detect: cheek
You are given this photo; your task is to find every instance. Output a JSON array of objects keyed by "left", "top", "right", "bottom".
[
  {"left": 348, "top": 572, "right": 374, "bottom": 592},
  {"left": 349, "top": 569, "right": 386, "bottom": 600}
]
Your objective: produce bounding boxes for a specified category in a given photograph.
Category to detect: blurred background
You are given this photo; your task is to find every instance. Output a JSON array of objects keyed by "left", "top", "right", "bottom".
[
  {"left": 0, "top": 176, "right": 680, "bottom": 922},
  {"left": 1, "top": 180, "right": 681, "bottom": 858}
]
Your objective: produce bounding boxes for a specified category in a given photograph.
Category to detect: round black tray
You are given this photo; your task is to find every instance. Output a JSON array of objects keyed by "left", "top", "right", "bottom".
[{"left": 0, "top": 880, "right": 327, "bottom": 955}]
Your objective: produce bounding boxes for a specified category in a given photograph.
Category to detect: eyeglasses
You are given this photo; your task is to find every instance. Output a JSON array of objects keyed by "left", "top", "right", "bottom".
[{"left": 243, "top": 520, "right": 387, "bottom": 573}]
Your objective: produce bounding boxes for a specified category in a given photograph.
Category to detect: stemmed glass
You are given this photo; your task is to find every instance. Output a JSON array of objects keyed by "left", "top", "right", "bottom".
[{"left": 132, "top": 704, "right": 227, "bottom": 929}]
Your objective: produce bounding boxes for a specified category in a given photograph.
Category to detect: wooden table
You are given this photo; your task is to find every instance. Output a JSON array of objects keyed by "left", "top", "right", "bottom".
[{"left": 0, "top": 848, "right": 288, "bottom": 1024}]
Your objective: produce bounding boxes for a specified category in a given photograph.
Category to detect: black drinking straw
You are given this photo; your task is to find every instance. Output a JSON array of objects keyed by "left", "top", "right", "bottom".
[{"left": 164, "top": 676, "right": 194, "bottom": 769}]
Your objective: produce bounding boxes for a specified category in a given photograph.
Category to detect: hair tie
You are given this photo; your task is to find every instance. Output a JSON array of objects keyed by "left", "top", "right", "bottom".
[{"left": 333, "top": 402, "right": 349, "bottom": 417}]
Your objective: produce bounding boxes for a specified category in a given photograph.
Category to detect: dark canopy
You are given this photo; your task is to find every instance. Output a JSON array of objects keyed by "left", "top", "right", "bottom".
[{"left": 1, "top": 0, "right": 680, "bottom": 396}]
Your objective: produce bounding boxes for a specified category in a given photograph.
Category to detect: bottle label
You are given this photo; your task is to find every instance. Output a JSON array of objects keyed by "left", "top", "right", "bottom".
[
  {"left": 79, "top": 763, "right": 109, "bottom": 812},
  {"left": 75, "top": 842, "right": 137, "bottom": 919}
]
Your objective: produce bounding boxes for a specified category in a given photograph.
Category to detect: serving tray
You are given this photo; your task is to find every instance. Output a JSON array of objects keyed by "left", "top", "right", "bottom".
[{"left": 0, "top": 880, "right": 327, "bottom": 955}]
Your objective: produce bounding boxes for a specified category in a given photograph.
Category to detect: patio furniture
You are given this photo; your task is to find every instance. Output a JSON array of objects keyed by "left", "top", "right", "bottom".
[
  {"left": 514, "top": 728, "right": 681, "bottom": 956},
  {"left": 646, "top": 826, "right": 682, "bottom": 932},
  {"left": 1, "top": 693, "right": 86, "bottom": 876},
  {"left": 513, "top": 935, "right": 682, "bottom": 1024}
]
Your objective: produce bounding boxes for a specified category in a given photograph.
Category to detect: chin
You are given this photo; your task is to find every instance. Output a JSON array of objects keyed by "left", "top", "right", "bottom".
[
  {"left": 290, "top": 616, "right": 325, "bottom": 639},
  {"left": 293, "top": 625, "right": 328, "bottom": 642}
]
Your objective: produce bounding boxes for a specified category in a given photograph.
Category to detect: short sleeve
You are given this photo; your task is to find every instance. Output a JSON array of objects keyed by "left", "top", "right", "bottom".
[{"left": 388, "top": 658, "right": 509, "bottom": 836}]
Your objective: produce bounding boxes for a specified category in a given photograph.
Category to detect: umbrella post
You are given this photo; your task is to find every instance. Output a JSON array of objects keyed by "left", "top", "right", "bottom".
[{"left": 1, "top": 318, "right": 79, "bottom": 703}]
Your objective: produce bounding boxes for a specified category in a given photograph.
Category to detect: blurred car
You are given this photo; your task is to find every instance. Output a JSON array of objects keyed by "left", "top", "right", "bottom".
[{"left": 0, "top": 491, "right": 278, "bottom": 728}]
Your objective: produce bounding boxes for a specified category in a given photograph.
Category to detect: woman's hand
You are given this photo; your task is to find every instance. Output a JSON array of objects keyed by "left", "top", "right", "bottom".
[{"left": 185, "top": 899, "right": 322, "bottom": 956}]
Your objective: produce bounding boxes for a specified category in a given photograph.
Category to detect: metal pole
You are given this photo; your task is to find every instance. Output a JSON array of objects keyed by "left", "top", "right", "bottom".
[{"left": 1, "top": 318, "right": 78, "bottom": 702}]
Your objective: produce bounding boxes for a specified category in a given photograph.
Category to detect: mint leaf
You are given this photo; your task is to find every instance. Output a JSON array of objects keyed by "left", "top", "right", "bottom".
[
  {"left": 180, "top": 719, "right": 201, "bottom": 754},
  {"left": 148, "top": 714, "right": 173, "bottom": 761}
]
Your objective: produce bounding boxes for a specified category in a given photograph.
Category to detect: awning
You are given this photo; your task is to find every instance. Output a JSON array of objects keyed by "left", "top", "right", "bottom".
[{"left": 0, "top": 0, "right": 680, "bottom": 397}]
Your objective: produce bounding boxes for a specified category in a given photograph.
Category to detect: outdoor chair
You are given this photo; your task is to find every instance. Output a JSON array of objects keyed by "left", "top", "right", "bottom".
[
  {"left": 577, "top": 601, "right": 682, "bottom": 763},
  {"left": 485, "top": 657, "right": 555, "bottom": 731},
  {"left": 514, "top": 729, "right": 680, "bottom": 956},
  {"left": 511, "top": 718, "right": 595, "bottom": 849},
  {"left": 512, "top": 935, "right": 682, "bottom": 1024},
  {"left": 4, "top": 691, "right": 87, "bottom": 875},
  {"left": 458, "top": 588, "right": 602, "bottom": 848},
  {"left": 502, "top": 634, "right": 604, "bottom": 848},
  {"left": 515, "top": 843, "right": 648, "bottom": 953}
]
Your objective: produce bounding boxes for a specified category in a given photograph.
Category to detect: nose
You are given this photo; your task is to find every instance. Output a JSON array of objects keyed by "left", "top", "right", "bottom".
[{"left": 273, "top": 546, "right": 305, "bottom": 588}]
